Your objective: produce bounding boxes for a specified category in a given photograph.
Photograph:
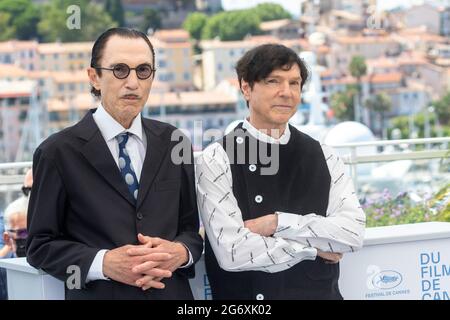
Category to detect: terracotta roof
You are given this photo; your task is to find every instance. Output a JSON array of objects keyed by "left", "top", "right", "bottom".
[
  {"left": 0, "top": 40, "right": 38, "bottom": 53},
  {"left": 394, "top": 28, "right": 447, "bottom": 43},
  {"left": 146, "top": 91, "right": 236, "bottom": 107},
  {"left": 51, "top": 70, "right": 89, "bottom": 83},
  {"left": 200, "top": 35, "right": 284, "bottom": 50},
  {"left": 368, "top": 72, "right": 403, "bottom": 84},
  {"left": 38, "top": 42, "right": 93, "bottom": 54},
  {"left": 260, "top": 19, "right": 293, "bottom": 31},
  {"left": 47, "top": 90, "right": 237, "bottom": 112},
  {"left": 150, "top": 37, "right": 191, "bottom": 49},
  {"left": 47, "top": 93, "right": 96, "bottom": 112},
  {"left": 153, "top": 29, "right": 190, "bottom": 41},
  {"left": 322, "top": 72, "right": 403, "bottom": 86},
  {"left": 0, "top": 64, "right": 28, "bottom": 78},
  {"left": 336, "top": 36, "right": 396, "bottom": 44}
]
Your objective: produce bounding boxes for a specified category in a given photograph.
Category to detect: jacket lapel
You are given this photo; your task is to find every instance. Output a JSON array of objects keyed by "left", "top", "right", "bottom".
[
  {"left": 76, "top": 110, "right": 136, "bottom": 206},
  {"left": 136, "top": 119, "right": 169, "bottom": 210}
]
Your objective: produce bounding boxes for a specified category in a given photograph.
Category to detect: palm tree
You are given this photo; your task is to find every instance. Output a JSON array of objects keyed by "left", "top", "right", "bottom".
[
  {"left": 330, "top": 85, "right": 358, "bottom": 122},
  {"left": 365, "top": 93, "right": 392, "bottom": 138},
  {"left": 349, "top": 55, "right": 367, "bottom": 123}
]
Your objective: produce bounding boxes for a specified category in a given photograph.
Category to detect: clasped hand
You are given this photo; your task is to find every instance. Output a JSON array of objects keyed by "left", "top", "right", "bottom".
[{"left": 103, "top": 234, "right": 188, "bottom": 290}]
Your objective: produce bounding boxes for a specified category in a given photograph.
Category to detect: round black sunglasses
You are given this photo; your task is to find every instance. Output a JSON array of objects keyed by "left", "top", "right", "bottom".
[{"left": 93, "top": 63, "right": 156, "bottom": 80}]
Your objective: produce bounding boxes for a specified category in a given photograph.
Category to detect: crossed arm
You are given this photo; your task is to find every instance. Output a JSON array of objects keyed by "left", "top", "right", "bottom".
[{"left": 194, "top": 143, "right": 365, "bottom": 273}]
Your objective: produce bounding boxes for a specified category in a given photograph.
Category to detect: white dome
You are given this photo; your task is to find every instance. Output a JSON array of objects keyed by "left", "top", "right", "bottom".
[
  {"left": 324, "top": 121, "right": 375, "bottom": 145},
  {"left": 308, "top": 32, "right": 326, "bottom": 46},
  {"left": 324, "top": 122, "right": 376, "bottom": 177}
]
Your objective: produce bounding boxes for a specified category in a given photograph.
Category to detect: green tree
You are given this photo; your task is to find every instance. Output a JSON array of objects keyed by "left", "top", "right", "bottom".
[
  {"left": 183, "top": 12, "right": 207, "bottom": 40},
  {"left": 365, "top": 93, "right": 392, "bottom": 137},
  {"left": 105, "top": 0, "right": 125, "bottom": 27},
  {"left": 432, "top": 91, "right": 450, "bottom": 125},
  {"left": 349, "top": 55, "right": 367, "bottom": 122},
  {"left": 330, "top": 85, "right": 358, "bottom": 121},
  {"left": 253, "top": 3, "right": 292, "bottom": 21},
  {"left": 140, "top": 8, "right": 162, "bottom": 34},
  {"left": 0, "top": 0, "right": 40, "bottom": 40},
  {"left": 389, "top": 113, "right": 450, "bottom": 140},
  {"left": 0, "top": 12, "right": 16, "bottom": 41},
  {"left": 202, "top": 10, "right": 261, "bottom": 41},
  {"left": 38, "top": 0, "right": 117, "bottom": 42}
]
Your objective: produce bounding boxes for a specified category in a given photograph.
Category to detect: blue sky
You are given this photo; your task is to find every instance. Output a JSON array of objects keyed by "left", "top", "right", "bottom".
[{"left": 221, "top": 0, "right": 427, "bottom": 17}]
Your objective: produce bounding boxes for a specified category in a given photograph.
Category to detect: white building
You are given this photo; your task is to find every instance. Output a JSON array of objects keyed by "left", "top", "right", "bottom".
[{"left": 404, "top": 4, "right": 450, "bottom": 37}]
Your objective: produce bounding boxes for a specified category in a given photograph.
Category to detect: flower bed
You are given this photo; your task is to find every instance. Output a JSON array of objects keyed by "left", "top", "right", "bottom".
[{"left": 363, "top": 184, "right": 450, "bottom": 228}]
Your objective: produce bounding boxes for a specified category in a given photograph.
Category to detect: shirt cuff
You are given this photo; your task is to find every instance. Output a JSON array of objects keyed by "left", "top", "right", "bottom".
[
  {"left": 86, "top": 249, "right": 109, "bottom": 282},
  {"left": 176, "top": 242, "right": 194, "bottom": 269},
  {"left": 273, "top": 211, "right": 299, "bottom": 238}
]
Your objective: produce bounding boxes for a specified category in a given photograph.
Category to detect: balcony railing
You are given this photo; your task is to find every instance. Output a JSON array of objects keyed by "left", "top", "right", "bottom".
[{"left": 0, "top": 136, "right": 448, "bottom": 204}]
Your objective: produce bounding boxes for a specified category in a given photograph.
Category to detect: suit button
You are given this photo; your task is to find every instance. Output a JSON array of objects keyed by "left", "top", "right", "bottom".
[
  {"left": 137, "top": 212, "right": 143, "bottom": 220},
  {"left": 256, "top": 293, "right": 264, "bottom": 300},
  {"left": 255, "top": 195, "right": 263, "bottom": 203},
  {"left": 249, "top": 164, "right": 257, "bottom": 172}
]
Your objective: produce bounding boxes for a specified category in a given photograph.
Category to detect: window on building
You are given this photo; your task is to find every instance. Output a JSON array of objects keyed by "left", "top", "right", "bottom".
[
  {"left": 19, "top": 97, "right": 30, "bottom": 105},
  {"left": 159, "top": 60, "right": 167, "bottom": 68},
  {"left": 49, "top": 111, "right": 60, "bottom": 121},
  {"left": 184, "top": 72, "right": 190, "bottom": 81},
  {"left": 19, "top": 110, "right": 28, "bottom": 121},
  {"left": 5, "top": 54, "right": 12, "bottom": 63},
  {"left": 7, "top": 98, "right": 16, "bottom": 106}
]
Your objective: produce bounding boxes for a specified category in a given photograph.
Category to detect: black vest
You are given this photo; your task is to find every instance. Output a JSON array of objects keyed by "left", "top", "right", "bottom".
[{"left": 204, "top": 123, "right": 342, "bottom": 300}]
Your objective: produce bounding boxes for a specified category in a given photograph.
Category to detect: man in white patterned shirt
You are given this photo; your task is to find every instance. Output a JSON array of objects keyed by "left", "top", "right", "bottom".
[{"left": 196, "top": 44, "right": 366, "bottom": 300}]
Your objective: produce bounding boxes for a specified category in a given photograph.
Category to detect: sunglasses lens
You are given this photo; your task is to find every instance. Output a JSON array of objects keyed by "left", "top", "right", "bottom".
[
  {"left": 136, "top": 64, "right": 152, "bottom": 79},
  {"left": 17, "top": 229, "right": 28, "bottom": 238},
  {"left": 113, "top": 64, "right": 130, "bottom": 79}
]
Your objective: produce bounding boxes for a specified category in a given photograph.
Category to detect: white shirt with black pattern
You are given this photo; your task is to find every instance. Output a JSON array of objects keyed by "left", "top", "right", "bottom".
[{"left": 195, "top": 119, "right": 366, "bottom": 273}]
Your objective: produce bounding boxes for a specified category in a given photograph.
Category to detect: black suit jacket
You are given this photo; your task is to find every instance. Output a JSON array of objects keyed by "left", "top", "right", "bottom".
[{"left": 26, "top": 110, "right": 203, "bottom": 300}]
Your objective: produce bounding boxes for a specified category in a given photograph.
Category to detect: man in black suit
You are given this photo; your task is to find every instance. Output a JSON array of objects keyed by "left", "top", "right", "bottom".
[{"left": 26, "top": 28, "right": 203, "bottom": 299}]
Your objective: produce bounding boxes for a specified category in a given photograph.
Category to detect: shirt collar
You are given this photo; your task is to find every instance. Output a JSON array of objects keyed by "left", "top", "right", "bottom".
[
  {"left": 242, "top": 118, "right": 291, "bottom": 145},
  {"left": 94, "top": 104, "right": 144, "bottom": 142}
]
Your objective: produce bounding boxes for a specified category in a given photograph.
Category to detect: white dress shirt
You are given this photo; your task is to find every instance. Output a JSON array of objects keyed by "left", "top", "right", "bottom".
[
  {"left": 87, "top": 105, "right": 192, "bottom": 282},
  {"left": 196, "top": 119, "right": 366, "bottom": 273}
]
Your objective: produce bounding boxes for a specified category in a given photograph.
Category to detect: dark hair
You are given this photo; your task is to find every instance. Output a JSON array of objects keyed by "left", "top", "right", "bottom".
[
  {"left": 90, "top": 28, "right": 155, "bottom": 97},
  {"left": 235, "top": 44, "right": 309, "bottom": 105}
]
